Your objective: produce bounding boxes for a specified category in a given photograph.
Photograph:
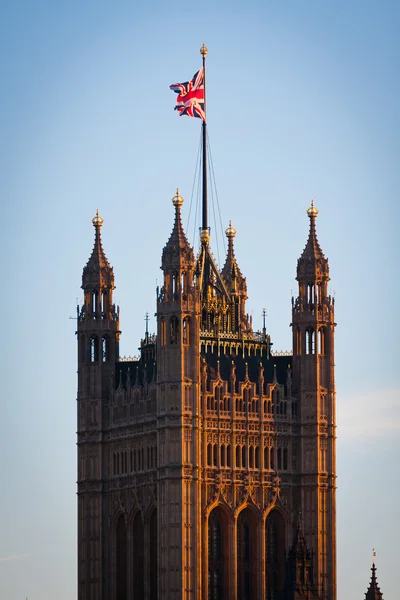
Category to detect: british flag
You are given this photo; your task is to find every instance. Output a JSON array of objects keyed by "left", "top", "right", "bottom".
[{"left": 170, "top": 68, "right": 205, "bottom": 121}]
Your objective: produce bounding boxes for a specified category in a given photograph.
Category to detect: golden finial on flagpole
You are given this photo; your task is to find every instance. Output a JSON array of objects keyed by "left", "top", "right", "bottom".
[{"left": 200, "top": 43, "right": 208, "bottom": 58}]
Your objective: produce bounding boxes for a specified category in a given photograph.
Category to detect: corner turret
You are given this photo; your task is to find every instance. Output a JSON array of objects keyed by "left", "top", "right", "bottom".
[{"left": 77, "top": 210, "right": 120, "bottom": 394}]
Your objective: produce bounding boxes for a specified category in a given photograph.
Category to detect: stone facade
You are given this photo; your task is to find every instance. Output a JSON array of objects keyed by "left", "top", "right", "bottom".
[{"left": 76, "top": 196, "right": 336, "bottom": 599}]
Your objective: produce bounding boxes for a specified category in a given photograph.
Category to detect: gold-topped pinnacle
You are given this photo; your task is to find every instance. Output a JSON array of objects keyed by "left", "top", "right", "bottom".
[
  {"left": 92, "top": 209, "right": 104, "bottom": 228},
  {"left": 225, "top": 220, "right": 236, "bottom": 239},
  {"left": 200, "top": 43, "right": 208, "bottom": 58},
  {"left": 172, "top": 188, "right": 184, "bottom": 208},
  {"left": 307, "top": 199, "right": 319, "bottom": 218}
]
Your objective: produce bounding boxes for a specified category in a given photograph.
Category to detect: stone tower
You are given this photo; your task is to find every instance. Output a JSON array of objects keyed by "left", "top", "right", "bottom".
[
  {"left": 156, "top": 190, "right": 201, "bottom": 596},
  {"left": 77, "top": 210, "right": 120, "bottom": 598},
  {"left": 291, "top": 200, "right": 337, "bottom": 599},
  {"left": 76, "top": 196, "right": 337, "bottom": 600}
]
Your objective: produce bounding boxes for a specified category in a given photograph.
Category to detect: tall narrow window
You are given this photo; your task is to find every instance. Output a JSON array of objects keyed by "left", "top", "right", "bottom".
[
  {"left": 102, "top": 290, "right": 107, "bottom": 313},
  {"left": 102, "top": 336, "right": 108, "bottom": 362},
  {"left": 283, "top": 448, "right": 288, "bottom": 471},
  {"left": 249, "top": 446, "right": 254, "bottom": 469},
  {"left": 116, "top": 515, "right": 127, "bottom": 600},
  {"left": 306, "top": 328, "right": 315, "bottom": 355},
  {"left": 91, "top": 292, "right": 97, "bottom": 315},
  {"left": 90, "top": 336, "right": 99, "bottom": 362},
  {"left": 183, "top": 317, "right": 190, "bottom": 344},
  {"left": 132, "top": 513, "right": 144, "bottom": 598},
  {"left": 318, "top": 327, "right": 325, "bottom": 355},
  {"left": 266, "top": 511, "right": 285, "bottom": 600},
  {"left": 236, "top": 445, "right": 241, "bottom": 468},
  {"left": 208, "top": 509, "right": 228, "bottom": 600},
  {"left": 170, "top": 316, "right": 179, "bottom": 344},
  {"left": 237, "top": 509, "right": 257, "bottom": 599},
  {"left": 277, "top": 448, "right": 282, "bottom": 470},
  {"left": 221, "top": 445, "right": 226, "bottom": 467},
  {"left": 307, "top": 283, "right": 314, "bottom": 305},
  {"left": 213, "top": 445, "right": 217, "bottom": 467},
  {"left": 149, "top": 510, "right": 158, "bottom": 600}
]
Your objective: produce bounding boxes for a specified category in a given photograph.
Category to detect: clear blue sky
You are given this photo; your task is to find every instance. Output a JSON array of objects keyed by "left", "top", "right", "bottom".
[{"left": 0, "top": 1, "right": 398, "bottom": 598}]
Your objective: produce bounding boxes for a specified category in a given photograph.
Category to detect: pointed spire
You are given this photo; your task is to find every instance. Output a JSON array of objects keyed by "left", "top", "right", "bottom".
[
  {"left": 291, "top": 511, "right": 308, "bottom": 555},
  {"left": 162, "top": 189, "right": 194, "bottom": 271},
  {"left": 221, "top": 221, "right": 247, "bottom": 295},
  {"left": 82, "top": 210, "right": 114, "bottom": 290},
  {"left": 297, "top": 200, "right": 329, "bottom": 283},
  {"left": 365, "top": 552, "right": 384, "bottom": 600}
]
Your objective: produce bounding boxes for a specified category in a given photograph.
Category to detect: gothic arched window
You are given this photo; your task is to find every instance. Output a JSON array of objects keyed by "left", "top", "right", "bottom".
[
  {"left": 208, "top": 508, "right": 229, "bottom": 600},
  {"left": 266, "top": 510, "right": 285, "bottom": 600},
  {"left": 237, "top": 509, "right": 257, "bottom": 599},
  {"left": 306, "top": 327, "right": 315, "bottom": 355}
]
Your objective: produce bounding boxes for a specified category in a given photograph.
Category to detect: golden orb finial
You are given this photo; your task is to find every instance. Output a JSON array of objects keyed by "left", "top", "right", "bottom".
[
  {"left": 92, "top": 209, "right": 104, "bottom": 228},
  {"left": 172, "top": 188, "right": 184, "bottom": 208},
  {"left": 200, "top": 43, "right": 208, "bottom": 58},
  {"left": 307, "top": 199, "right": 318, "bottom": 218},
  {"left": 225, "top": 220, "right": 236, "bottom": 239}
]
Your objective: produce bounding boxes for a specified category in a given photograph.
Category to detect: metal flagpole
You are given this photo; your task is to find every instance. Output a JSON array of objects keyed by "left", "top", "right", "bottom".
[{"left": 200, "top": 44, "right": 209, "bottom": 243}]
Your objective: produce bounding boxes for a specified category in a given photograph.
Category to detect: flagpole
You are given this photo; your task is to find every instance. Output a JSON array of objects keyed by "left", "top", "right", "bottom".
[{"left": 200, "top": 44, "right": 209, "bottom": 243}]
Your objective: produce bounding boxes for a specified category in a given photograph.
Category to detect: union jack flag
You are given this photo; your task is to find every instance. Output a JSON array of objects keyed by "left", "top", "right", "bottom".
[{"left": 170, "top": 68, "right": 205, "bottom": 121}]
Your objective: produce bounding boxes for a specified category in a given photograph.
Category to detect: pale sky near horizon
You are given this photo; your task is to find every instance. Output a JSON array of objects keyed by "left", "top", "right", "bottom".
[{"left": 0, "top": 1, "right": 399, "bottom": 599}]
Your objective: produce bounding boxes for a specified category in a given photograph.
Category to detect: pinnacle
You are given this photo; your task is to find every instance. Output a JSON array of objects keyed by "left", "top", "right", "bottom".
[
  {"left": 297, "top": 201, "right": 329, "bottom": 282},
  {"left": 85, "top": 215, "right": 111, "bottom": 272},
  {"left": 82, "top": 211, "right": 114, "bottom": 288},
  {"left": 221, "top": 221, "right": 246, "bottom": 293},
  {"left": 299, "top": 205, "right": 325, "bottom": 264},
  {"left": 162, "top": 192, "right": 194, "bottom": 268}
]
